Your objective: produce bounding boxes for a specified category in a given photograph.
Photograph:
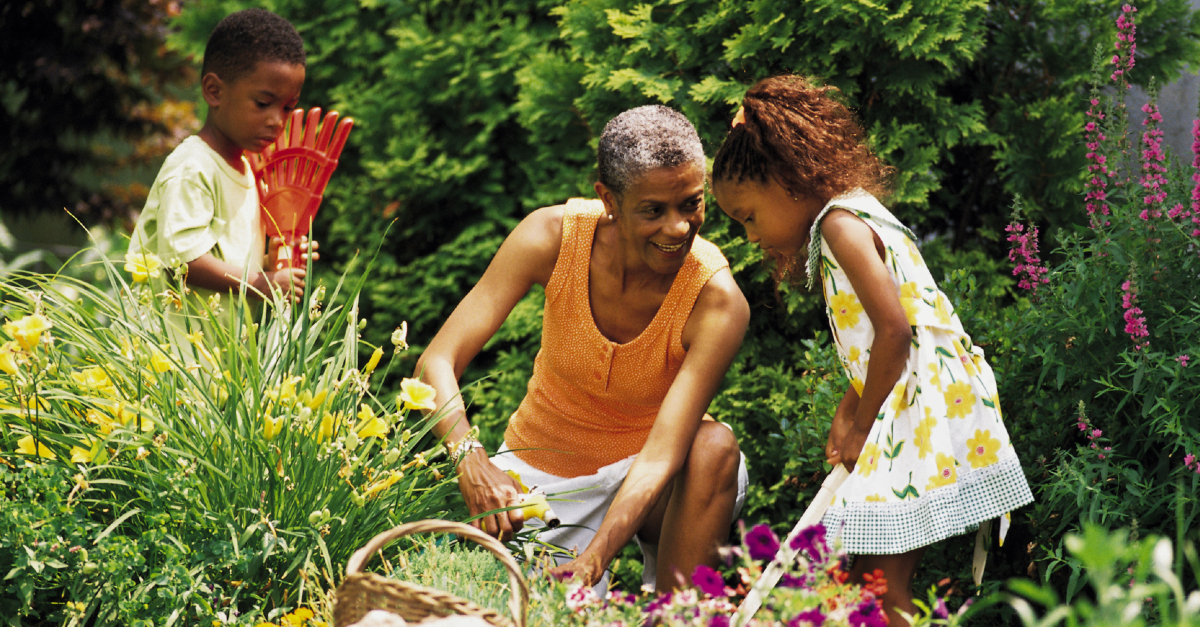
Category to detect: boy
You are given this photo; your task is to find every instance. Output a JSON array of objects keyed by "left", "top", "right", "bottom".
[{"left": 130, "top": 8, "right": 312, "bottom": 313}]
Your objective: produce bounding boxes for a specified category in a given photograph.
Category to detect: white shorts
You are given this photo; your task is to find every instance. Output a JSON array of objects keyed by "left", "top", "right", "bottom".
[{"left": 489, "top": 435, "right": 748, "bottom": 593}]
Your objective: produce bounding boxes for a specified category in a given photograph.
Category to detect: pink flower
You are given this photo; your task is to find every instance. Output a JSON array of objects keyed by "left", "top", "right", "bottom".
[
  {"left": 1177, "top": 354, "right": 1190, "bottom": 367},
  {"left": 1006, "top": 218, "right": 1050, "bottom": 295},
  {"left": 1121, "top": 277, "right": 1150, "bottom": 350}
]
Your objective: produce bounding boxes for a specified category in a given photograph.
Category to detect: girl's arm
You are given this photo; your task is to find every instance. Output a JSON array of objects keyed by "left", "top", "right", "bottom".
[
  {"left": 820, "top": 209, "right": 912, "bottom": 470},
  {"left": 547, "top": 268, "right": 750, "bottom": 585},
  {"left": 414, "top": 206, "right": 564, "bottom": 540}
]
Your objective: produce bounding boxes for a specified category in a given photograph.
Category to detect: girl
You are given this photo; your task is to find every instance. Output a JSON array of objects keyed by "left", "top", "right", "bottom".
[{"left": 712, "top": 75, "right": 1033, "bottom": 624}]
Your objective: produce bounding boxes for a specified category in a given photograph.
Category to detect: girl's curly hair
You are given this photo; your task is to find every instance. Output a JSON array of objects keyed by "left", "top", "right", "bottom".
[{"left": 712, "top": 75, "right": 893, "bottom": 204}]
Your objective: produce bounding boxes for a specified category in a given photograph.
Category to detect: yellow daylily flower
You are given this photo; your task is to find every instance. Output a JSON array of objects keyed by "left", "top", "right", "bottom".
[
  {"left": 313, "top": 412, "right": 344, "bottom": 444},
  {"left": 397, "top": 378, "right": 437, "bottom": 412},
  {"left": 307, "top": 389, "right": 328, "bottom": 411},
  {"left": 3, "top": 314, "right": 52, "bottom": 351},
  {"left": 944, "top": 381, "right": 977, "bottom": 419},
  {"left": 966, "top": 429, "right": 1002, "bottom": 468},
  {"left": 829, "top": 293, "right": 864, "bottom": 330},
  {"left": 282, "top": 607, "right": 315, "bottom": 627},
  {"left": 856, "top": 442, "right": 882, "bottom": 477},
  {"left": 263, "top": 415, "right": 283, "bottom": 441},
  {"left": 70, "top": 445, "right": 94, "bottom": 464},
  {"left": 913, "top": 409, "right": 937, "bottom": 460},
  {"left": 124, "top": 252, "right": 164, "bottom": 282},
  {"left": 925, "top": 452, "right": 958, "bottom": 490},
  {"left": 363, "top": 346, "right": 383, "bottom": 376},
  {"left": 355, "top": 404, "right": 390, "bottom": 439},
  {"left": 150, "top": 348, "right": 173, "bottom": 374},
  {"left": 0, "top": 341, "right": 23, "bottom": 375},
  {"left": 72, "top": 366, "right": 117, "bottom": 396},
  {"left": 391, "top": 321, "right": 409, "bottom": 351},
  {"left": 362, "top": 470, "right": 403, "bottom": 499},
  {"left": 17, "top": 435, "right": 53, "bottom": 460}
]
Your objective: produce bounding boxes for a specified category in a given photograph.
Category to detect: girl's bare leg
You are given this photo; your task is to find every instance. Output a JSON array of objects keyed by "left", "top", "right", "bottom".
[{"left": 852, "top": 546, "right": 929, "bottom": 626}]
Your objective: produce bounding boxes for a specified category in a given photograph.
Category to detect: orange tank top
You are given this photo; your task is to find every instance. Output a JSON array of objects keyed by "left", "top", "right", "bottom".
[{"left": 503, "top": 198, "right": 729, "bottom": 477}]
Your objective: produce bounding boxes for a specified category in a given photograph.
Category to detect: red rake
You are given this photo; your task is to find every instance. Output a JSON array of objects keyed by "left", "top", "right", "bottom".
[{"left": 249, "top": 107, "right": 354, "bottom": 268}]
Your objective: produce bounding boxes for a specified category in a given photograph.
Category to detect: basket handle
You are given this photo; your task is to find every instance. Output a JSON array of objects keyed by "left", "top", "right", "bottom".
[{"left": 346, "top": 520, "right": 529, "bottom": 627}]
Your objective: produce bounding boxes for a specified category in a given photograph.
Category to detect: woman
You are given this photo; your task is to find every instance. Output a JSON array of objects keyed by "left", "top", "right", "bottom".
[{"left": 416, "top": 105, "right": 750, "bottom": 591}]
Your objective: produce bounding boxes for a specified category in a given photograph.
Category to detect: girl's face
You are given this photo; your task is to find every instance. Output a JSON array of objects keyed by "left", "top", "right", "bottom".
[
  {"left": 597, "top": 162, "right": 706, "bottom": 276},
  {"left": 713, "top": 178, "right": 823, "bottom": 259}
]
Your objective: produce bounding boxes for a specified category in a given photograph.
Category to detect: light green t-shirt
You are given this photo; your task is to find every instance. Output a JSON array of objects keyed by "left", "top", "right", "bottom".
[
  {"left": 131, "top": 135, "right": 264, "bottom": 275},
  {"left": 129, "top": 136, "right": 265, "bottom": 347}
]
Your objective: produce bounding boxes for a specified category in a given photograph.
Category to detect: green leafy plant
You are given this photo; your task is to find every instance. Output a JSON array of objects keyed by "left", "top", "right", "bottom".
[{"left": 0, "top": 248, "right": 461, "bottom": 624}]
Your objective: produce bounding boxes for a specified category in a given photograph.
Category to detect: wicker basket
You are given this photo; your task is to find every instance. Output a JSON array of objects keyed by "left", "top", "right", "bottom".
[{"left": 333, "top": 520, "right": 529, "bottom": 627}]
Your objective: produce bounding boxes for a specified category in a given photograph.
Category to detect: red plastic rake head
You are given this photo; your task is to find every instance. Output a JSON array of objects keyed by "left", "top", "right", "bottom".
[{"left": 249, "top": 107, "right": 353, "bottom": 268}]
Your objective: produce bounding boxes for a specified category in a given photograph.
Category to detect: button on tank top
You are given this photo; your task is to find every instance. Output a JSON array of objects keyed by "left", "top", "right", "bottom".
[{"left": 503, "top": 198, "right": 729, "bottom": 477}]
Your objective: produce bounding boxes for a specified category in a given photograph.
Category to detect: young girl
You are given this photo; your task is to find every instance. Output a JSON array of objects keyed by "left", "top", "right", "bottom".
[{"left": 712, "top": 75, "right": 1033, "bottom": 624}]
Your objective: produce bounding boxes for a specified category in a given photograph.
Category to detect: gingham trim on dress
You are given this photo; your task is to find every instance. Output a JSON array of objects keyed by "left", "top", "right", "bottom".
[
  {"left": 804, "top": 189, "right": 918, "bottom": 290},
  {"left": 821, "top": 454, "right": 1033, "bottom": 555}
]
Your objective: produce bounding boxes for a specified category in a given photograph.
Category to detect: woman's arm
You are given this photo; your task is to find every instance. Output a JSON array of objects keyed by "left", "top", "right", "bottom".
[
  {"left": 415, "top": 205, "right": 564, "bottom": 540},
  {"left": 549, "top": 268, "right": 750, "bottom": 584},
  {"left": 820, "top": 209, "right": 912, "bottom": 471}
]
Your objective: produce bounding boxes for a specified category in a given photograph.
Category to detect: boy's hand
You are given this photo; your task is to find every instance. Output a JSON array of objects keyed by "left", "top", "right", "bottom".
[
  {"left": 261, "top": 267, "right": 307, "bottom": 302},
  {"left": 268, "top": 236, "right": 320, "bottom": 270}
]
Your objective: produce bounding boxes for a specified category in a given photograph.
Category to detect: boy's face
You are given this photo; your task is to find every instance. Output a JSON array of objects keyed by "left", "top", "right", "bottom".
[{"left": 202, "top": 60, "right": 305, "bottom": 160}]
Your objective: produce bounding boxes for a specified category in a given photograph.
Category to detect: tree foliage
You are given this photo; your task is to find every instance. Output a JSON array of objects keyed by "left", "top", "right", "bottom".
[{"left": 0, "top": 0, "right": 197, "bottom": 225}]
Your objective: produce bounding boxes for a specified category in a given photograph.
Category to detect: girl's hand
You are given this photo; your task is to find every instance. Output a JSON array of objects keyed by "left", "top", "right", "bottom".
[
  {"left": 826, "top": 386, "right": 862, "bottom": 470},
  {"left": 547, "top": 552, "right": 604, "bottom": 588},
  {"left": 828, "top": 423, "right": 870, "bottom": 472},
  {"left": 456, "top": 450, "right": 525, "bottom": 541}
]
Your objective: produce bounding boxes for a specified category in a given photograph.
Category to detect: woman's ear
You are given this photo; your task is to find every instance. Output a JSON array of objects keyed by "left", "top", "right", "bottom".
[
  {"left": 594, "top": 181, "right": 619, "bottom": 222},
  {"left": 200, "top": 72, "right": 224, "bottom": 108}
]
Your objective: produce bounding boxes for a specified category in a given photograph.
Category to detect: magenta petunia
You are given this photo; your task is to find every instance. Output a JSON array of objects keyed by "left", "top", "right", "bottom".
[
  {"left": 691, "top": 564, "right": 727, "bottom": 598},
  {"left": 787, "top": 607, "right": 826, "bottom": 627},
  {"left": 709, "top": 615, "right": 731, "bottom": 627},
  {"left": 848, "top": 599, "right": 888, "bottom": 627},
  {"left": 745, "top": 524, "right": 781, "bottom": 562},
  {"left": 789, "top": 524, "right": 828, "bottom": 561}
]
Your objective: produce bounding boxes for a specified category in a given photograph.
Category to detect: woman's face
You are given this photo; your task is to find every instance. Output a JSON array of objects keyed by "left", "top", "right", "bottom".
[
  {"left": 713, "top": 177, "right": 822, "bottom": 260},
  {"left": 600, "top": 162, "right": 707, "bottom": 276}
]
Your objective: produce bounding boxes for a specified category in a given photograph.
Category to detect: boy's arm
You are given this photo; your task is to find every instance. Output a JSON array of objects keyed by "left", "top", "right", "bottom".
[{"left": 186, "top": 253, "right": 306, "bottom": 301}]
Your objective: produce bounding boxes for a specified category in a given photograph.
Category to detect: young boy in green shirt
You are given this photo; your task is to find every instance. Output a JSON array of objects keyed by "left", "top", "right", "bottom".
[{"left": 130, "top": 8, "right": 313, "bottom": 311}]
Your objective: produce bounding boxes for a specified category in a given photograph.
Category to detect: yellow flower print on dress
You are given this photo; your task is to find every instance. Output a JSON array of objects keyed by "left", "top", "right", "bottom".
[
  {"left": 966, "top": 429, "right": 1002, "bottom": 468},
  {"left": 913, "top": 409, "right": 937, "bottom": 460},
  {"left": 925, "top": 452, "right": 957, "bottom": 490},
  {"left": 847, "top": 346, "right": 861, "bottom": 363},
  {"left": 857, "top": 442, "right": 882, "bottom": 477},
  {"left": 899, "top": 282, "right": 920, "bottom": 325},
  {"left": 927, "top": 362, "right": 943, "bottom": 392},
  {"left": 829, "top": 292, "right": 865, "bottom": 329},
  {"left": 851, "top": 377, "right": 865, "bottom": 396},
  {"left": 889, "top": 381, "right": 909, "bottom": 413},
  {"left": 905, "top": 238, "right": 922, "bottom": 266},
  {"left": 865, "top": 493, "right": 887, "bottom": 502},
  {"left": 944, "top": 381, "right": 977, "bottom": 419},
  {"left": 953, "top": 340, "right": 978, "bottom": 376},
  {"left": 934, "top": 294, "right": 953, "bottom": 325}
]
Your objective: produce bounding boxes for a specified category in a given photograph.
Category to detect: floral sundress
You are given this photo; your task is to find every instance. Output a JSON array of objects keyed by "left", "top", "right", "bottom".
[{"left": 807, "top": 190, "right": 1033, "bottom": 555}]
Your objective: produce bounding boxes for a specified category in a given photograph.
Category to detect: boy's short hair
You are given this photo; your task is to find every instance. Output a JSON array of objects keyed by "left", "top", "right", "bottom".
[{"left": 201, "top": 8, "right": 306, "bottom": 84}]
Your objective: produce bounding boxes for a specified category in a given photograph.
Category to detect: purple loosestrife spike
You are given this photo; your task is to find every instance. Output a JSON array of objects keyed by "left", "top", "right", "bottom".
[
  {"left": 1140, "top": 98, "right": 1168, "bottom": 218},
  {"left": 1121, "top": 277, "right": 1150, "bottom": 350}
]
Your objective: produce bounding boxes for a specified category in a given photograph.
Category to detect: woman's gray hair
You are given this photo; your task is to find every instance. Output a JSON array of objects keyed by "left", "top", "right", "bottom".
[{"left": 597, "top": 105, "right": 705, "bottom": 198}]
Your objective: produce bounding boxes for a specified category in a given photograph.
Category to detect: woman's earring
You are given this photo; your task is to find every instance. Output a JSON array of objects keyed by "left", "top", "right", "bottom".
[{"left": 607, "top": 214, "right": 613, "bottom": 221}]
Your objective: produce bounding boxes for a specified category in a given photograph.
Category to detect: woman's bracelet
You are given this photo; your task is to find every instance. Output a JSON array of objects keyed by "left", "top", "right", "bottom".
[{"left": 447, "top": 427, "right": 484, "bottom": 466}]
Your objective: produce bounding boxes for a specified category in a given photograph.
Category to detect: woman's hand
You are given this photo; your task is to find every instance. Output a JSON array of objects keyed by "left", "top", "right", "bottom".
[
  {"left": 267, "top": 236, "right": 320, "bottom": 270},
  {"left": 456, "top": 449, "right": 526, "bottom": 541},
  {"left": 546, "top": 552, "right": 605, "bottom": 588}
]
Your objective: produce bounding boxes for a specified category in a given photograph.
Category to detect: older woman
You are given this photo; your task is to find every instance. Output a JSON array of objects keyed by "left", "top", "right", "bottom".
[{"left": 415, "top": 105, "right": 750, "bottom": 591}]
